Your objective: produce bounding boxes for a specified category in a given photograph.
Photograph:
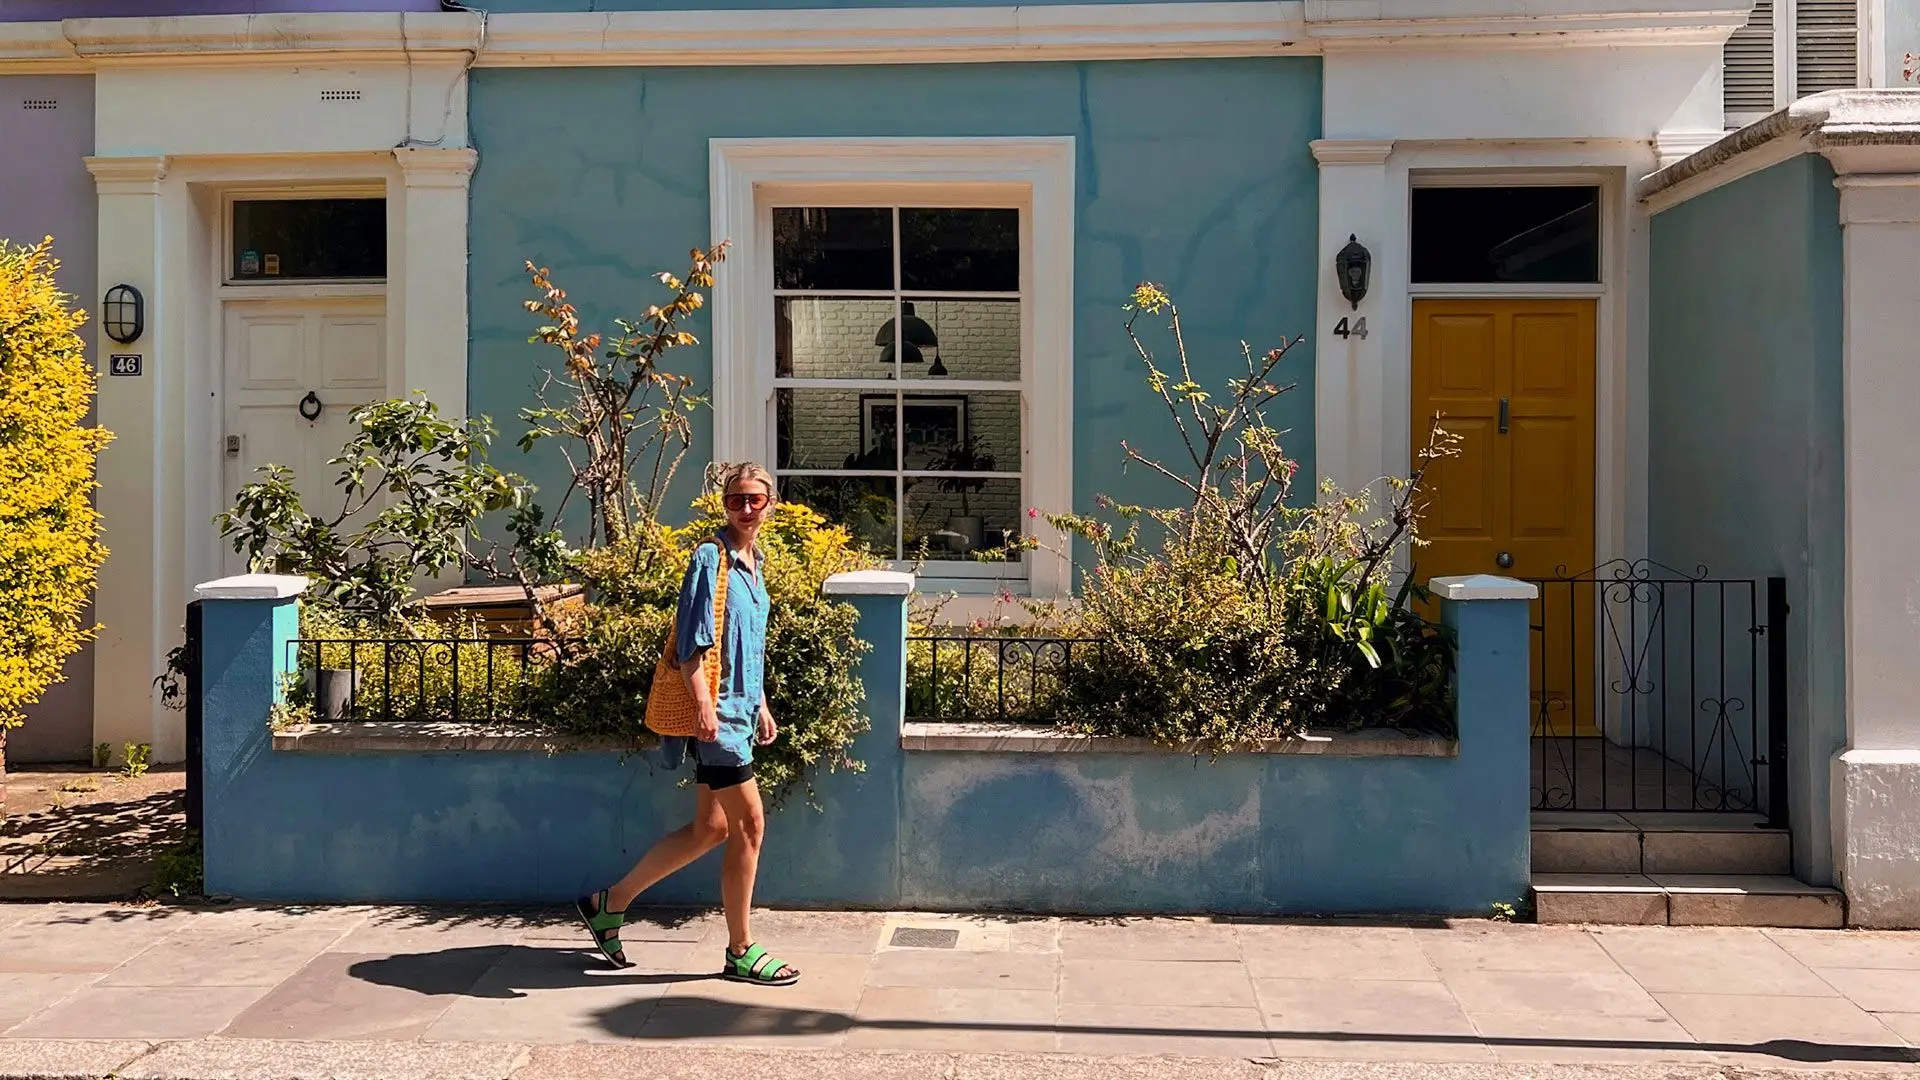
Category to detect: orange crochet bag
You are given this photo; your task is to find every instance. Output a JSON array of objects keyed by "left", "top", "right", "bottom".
[{"left": 644, "top": 542, "right": 729, "bottom": 738}]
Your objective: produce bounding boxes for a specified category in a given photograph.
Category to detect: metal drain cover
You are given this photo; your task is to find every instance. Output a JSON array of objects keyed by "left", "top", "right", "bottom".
[{"left": 889, "top": 927, "right": 960, "bottom": 949}]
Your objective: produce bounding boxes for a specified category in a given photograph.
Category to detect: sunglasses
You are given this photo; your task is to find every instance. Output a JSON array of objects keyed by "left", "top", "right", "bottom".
[{"left": 723, "top": 492, "right": 771, "bottom": 512}]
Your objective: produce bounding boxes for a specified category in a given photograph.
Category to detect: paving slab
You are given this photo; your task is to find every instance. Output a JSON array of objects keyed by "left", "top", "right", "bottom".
[
  {"left": 1472, "top": 1012, "right": 1710, "bottom": 1065},
  {"left": 656, "top": 950, "right": 870, "bottom": 1012},
  {"left": 1235, "top": 925, "right": 1439, "bottom": 981},
  {"left": 119, "top": 1037, "right": 529, "bottom": 1080},
  {"left": 1254, "top": 977, "right": 1492, "bottom": 1062},
  {"left": 1057, "top": 917, "right": 1242, "bottom": 962},
  {"left": 1812, "top": 967, "right": 1920, "bottom": 1014},
  {"left": 222, "top": 947, "right": 511, "bottom": 1041},
  {"left": 102, "top": 908, "right": 364, "bottom": 988},
  {"left": 1061, "top": 958, "right": 1256, "bottom": 1008},
  {"left": 1590, "top": 925, "right": 1835, "bottom": 996},
  {"left": 848, "top": 986, "right": 1058, "bottom": 1052},
  {"left": 1054, "top": 1003, "right": 1272, "bottom": 1058},
  {"left": 1875, "top": 1012, "right": 1920, "bottom": 1043},
  {"left": 1649, "top": 992, "right": 1915, "bottom": 1067},
  {"left": 634, "top": 1000, "right": 853, "bottom": 1048},
  {"left": 514, "top": 1044, "right": 959, "bottom": 1080},
  {"left": 421, "top": 946, "right": 685, "bottom": 1044},
  {"left": 0, "top": 1038, "right": 153, "bottom": 1080},
  {"left": 0, "top": 904, "right": 197, "bottom": 973},
  {"left": 0, "top": 974, "right": 97, "bottom": 1032},
  {"left": 1765, "top": 930, "right": 1920, "bottom": 970},
  {"left": 1412, "top": 924, "right": 1629, "bottom": 974},
  {"left": 8, "top": 985, "right": 271, "bottom": 1040},
  {"left": 866, "top": 945, "right": 1059, "bottom": 990}
]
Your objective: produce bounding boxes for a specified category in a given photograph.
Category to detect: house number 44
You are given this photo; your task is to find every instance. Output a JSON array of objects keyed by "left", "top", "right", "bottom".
[{"left": 1332, "top": 317, "right": 1368, "bottom": 341}]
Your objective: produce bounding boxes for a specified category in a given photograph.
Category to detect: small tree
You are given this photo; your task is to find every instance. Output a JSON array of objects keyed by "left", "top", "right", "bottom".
[{"left": 0, "top": 238, "right": 113, "bottom": 795}]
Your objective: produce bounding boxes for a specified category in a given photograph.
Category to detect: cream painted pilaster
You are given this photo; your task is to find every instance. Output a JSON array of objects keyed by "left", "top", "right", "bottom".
[
  {"left": 393, "top": 147, "right": 476, "bottom": 420},
  {"left": 1309, "top": 140, "right": 1393, "bottom": 497},
  {"left": 84, "top": 154, "right": 173, "bottom": 764},
  {"left": 1828, "top": 161, "right": 1920, "bottom": 928}
]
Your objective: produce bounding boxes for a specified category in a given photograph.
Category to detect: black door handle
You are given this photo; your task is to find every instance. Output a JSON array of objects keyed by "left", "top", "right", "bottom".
[{"left": 298, "top": 391, "right": 323, "bottom": 421}]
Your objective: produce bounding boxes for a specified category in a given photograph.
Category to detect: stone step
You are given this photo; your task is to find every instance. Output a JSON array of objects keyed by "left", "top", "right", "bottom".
[
  {"left": 1532, "top": 811, "right": 1791, "bottom": 875},
  {"left": 1532, "top": 873, "right": 1846, "bottom": 927}
]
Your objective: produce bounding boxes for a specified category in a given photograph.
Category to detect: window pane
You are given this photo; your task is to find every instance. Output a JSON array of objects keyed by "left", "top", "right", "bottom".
[
  {"left": 773, "top": 207, "right": 892, "bottom": 291},
  {"left": 780, "top": 475, "right": 896, "bottom": 557},
  {"left": 917, "top": 391, "right": 1020, "bottom": 473},
  {"left": 906, "top": 477, "right": 1023, "bottom": 562},
  {"left": 910, "top": 297, "right": 1020, "bottom": 382},
  {"left": 777, "top": 297, "right": 899, "bottom": 379},
  {"left": 777, "top": 388, "right": 885, "bottom": 472},
  {"left": 901, "top": 209, "right": 1018, "bottom": 293},
  {"left": 1410, "top": 187, "right": 1600, "bottom": 284},
  {"left": 232, "top": 198, "right": 385, "bottom": 280}
]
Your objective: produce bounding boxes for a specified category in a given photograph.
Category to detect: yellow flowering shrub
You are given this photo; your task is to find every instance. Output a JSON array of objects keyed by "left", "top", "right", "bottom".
[{"left": 0, "top": 238, "right": 112, "bottom": 730}]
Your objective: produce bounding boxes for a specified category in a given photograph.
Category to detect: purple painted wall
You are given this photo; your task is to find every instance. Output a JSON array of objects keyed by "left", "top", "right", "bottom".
[
  {"left": 1, "top": 75, "right": 97, "bottom": 764},
  {"left": 0, "top": 1, "right": 436, "bottom": 20}
]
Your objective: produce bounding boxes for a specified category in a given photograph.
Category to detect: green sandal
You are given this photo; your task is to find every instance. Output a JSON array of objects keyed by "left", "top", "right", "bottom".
[
  {"left": 723, "top": 942, "right": 800, "bottom": 986},
  {"left": 573, "top": 890, "right": 632, "bottom": 969}
]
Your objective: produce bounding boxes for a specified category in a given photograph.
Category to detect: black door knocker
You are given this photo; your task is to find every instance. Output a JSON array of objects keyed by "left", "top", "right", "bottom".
[{"left": 298, "top": 391, "right": 324, "bottom": 422}]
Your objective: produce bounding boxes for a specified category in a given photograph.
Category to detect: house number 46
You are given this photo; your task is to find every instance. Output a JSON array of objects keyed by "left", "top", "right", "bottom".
[{"left": 1332, "top": 317, "right": 1368, "bottom": 341}]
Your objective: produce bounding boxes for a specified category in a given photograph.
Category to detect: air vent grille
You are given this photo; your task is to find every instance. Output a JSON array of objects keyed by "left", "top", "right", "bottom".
[
  {"left": 319, "top": 89, "right": 362, "bottom": 103},
  {"left": 21, "top": 99, "right": 59, "bottom": 111}
]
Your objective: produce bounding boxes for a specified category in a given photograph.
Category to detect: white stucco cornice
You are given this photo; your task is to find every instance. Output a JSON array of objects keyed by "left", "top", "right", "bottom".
[
  {"left": 1311, "top": 140, "right": 1395, "bottom": 165},
  {"left": 1305, "top": 0, "right": 1752, "bottom": 50},
  {"left": 1639, "top": 90, "right": 1920, "bottom": 213},
  {"left": 0, "top": 0, "right": 1760, "bottom": 74},
  {"left": 84, "top": 154, "right": 168, "bottom": 195},
  {"left": 0, "top": 21, "right": 85, "bottom": 73},
  {"left": 477, "top": 3, "right": 1309, "bottom": 65},
  {"left": 0, "top": 12, "right": 483, "bottom": 72},
  {"left": 394, "top": 146, "right": 479, "bottom": 188}
]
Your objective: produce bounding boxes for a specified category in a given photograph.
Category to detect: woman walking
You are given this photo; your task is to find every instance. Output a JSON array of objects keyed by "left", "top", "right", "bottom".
[{"left": 574, "top": 463, "right": 800, "bottom": 986}]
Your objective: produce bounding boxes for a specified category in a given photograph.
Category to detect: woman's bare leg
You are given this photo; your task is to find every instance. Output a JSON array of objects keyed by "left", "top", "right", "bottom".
[
  {"left": 712, "top": 780, "right": 796, "bottom": 979},
  {"left": 605, "top": 785, "right": 728, "bottom": 913}
]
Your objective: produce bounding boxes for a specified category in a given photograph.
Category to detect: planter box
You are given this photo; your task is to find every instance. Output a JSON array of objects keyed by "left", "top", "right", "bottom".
[{"left": 412, "top": 583, "right": 585, "bottom": 639}]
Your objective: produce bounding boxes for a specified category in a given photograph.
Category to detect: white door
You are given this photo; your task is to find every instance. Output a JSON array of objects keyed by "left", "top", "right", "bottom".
[{"left": 222, "top": 299, "right": 389, "bottom": 575}]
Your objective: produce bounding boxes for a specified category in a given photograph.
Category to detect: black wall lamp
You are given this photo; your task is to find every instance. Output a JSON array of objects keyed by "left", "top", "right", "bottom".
[
  {"left": 1335, "top": 235, "right": 1371, "bottom": 310},
  {"left": 102, "top": 283, "right": 144, "bottom": 344}
]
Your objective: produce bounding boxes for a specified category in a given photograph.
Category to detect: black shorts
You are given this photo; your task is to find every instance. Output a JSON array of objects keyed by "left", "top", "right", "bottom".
[{"left": 695, "top": 762, "right": 755, "bottom": 791}]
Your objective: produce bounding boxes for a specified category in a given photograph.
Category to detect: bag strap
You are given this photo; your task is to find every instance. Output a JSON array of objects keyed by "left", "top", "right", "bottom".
[{"left": 707, "top": 540, "right": 729, "bottom": 698}]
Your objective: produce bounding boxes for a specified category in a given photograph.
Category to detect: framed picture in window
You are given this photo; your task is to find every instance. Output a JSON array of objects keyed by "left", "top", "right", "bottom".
[{"left": 859, "top": 394, "right": 968, "bottom": 469}]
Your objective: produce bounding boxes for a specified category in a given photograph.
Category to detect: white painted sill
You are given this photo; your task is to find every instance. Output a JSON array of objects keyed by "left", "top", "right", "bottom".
[{"left": 900, "top": 722, "right": 1457, "bottom": 757}]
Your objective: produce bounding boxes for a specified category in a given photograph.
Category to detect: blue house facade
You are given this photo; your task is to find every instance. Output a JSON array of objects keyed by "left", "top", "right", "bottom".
[{"left": 3, "top": 0, "right": 1918, "bottom": 923}]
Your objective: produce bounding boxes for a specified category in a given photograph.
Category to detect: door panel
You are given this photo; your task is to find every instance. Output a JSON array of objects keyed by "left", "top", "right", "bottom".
[
  {"left": 1411, "top": 299, "right": 1596, "bottom": 737},
  {"left": 223, "top": 299, "right": 388, "bottom": 576}
]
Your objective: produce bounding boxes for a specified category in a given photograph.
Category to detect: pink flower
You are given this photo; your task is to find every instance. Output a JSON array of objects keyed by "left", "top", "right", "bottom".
[{"left": 1027, "top": 507, "right": 1040, "bottom": 520}]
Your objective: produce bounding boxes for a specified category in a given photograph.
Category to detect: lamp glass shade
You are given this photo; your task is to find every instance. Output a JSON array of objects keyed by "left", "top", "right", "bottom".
[{"left": 102, "top": 283, "right": 144, "bottom": 344}]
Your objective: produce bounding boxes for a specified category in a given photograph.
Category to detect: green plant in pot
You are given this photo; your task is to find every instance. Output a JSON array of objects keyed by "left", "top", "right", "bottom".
[{"left": 928, "top": 434, "right": 995, "bottom": 554}]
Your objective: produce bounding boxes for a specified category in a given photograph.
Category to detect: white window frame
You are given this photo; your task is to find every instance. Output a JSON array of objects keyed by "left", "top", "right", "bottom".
[
  {"left": 710, "top": 138, "right": 1075, "bottom": 597},
  {"left": 220, "top": 185, "right": 389, "bottom": 288}
]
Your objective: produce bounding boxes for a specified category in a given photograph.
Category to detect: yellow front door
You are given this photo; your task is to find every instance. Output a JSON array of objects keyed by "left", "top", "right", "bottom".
[{"left": 1410, "top": 299, "right": 1597, "bottom": 736}]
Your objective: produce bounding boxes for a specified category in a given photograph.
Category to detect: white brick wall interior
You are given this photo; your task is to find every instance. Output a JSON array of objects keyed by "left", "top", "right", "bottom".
[{"left": 781, "top": 297, "right": 1023, "bottom": 555}]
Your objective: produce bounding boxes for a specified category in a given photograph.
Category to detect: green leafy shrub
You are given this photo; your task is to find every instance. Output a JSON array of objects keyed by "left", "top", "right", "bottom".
[
  {"left": 564, "top": 491, "right": 882, "bottom": 805},
  {"left": 0, "top": 237, "right": 112, "bottom": 743},
  {"left": 1018, "top": 283, "right": 1458, "bottom": 746}
]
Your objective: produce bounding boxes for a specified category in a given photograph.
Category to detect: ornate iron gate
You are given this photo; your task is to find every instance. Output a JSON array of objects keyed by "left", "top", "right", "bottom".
[{"left": 1526, "top": 561, "right": 1788, "bottom": 821}]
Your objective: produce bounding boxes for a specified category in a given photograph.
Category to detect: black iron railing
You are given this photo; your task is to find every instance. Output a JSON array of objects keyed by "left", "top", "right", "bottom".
[
  {"left": 285, "top": 636, "right": 556, "bottom": 724},
  {"left": 1526, "top": 561, "right": 1788, "bottom": 821},
  {"left": 906, "top": 635, "right": 1097, "bottom": 724}
]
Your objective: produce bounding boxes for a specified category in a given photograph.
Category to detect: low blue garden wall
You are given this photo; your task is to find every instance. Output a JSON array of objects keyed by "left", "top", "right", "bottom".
[{"left": 197, "top": 574, "right": 1532, "bottom": 915}]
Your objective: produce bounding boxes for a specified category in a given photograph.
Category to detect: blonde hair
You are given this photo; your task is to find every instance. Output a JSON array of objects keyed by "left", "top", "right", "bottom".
[{"left": 718, "top": 461, "right": 777, "bottom": 500}]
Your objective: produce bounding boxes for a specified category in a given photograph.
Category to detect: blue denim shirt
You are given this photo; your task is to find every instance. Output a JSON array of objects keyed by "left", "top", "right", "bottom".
[{"left": 659, "top": 534, "right": 769, "bottom": 769}]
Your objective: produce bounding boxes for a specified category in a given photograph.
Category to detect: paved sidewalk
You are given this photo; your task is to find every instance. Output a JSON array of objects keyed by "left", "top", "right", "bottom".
[{"left": 0, "top": 901, "right": 1916, "bottom": 1079}]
